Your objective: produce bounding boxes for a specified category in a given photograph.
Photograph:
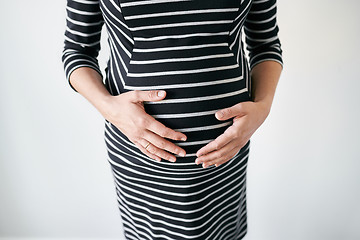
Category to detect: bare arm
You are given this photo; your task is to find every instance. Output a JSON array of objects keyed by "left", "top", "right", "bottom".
[
  {"left": 62, "top": 0, "right": 187, "bottom": 162},
  {"left": 195, "top": 60, "right": 283, "bottom": 167},
  {"left": 69, "top": 67, "right": 113, "bottom": 118},
  {"left": 194, "top": 0, "right": 284, "bottom": 167},
  {"left": 68, "top": 67, "right": 187, "bottom": 162},
  {"left": 250, "top": 60, "right": 283, "bottom": 116}
]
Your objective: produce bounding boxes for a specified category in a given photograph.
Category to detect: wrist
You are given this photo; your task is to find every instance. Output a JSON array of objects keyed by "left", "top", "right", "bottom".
[
  {"left": 254, "top": 99, "right": 273, "bottom": 118},
  {"left": 96, "top": 94, "right": 115, "bottom": 119}
]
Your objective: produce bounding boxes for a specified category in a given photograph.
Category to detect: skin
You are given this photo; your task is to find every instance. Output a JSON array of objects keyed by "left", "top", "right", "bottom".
[
  {"left": 68, "top": 67, "right": 187, "bottom": 163},
  {"left": 68, "top": 60, "right": 282, "bottom": 165},
  {"left": 195, "top": 60, "right": 283, "bottom": 168}
]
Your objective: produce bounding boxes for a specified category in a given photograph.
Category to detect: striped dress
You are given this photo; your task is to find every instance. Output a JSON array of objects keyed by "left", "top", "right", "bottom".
[{"left": 62, "top": 0, "right": 283, "bottom": 239}]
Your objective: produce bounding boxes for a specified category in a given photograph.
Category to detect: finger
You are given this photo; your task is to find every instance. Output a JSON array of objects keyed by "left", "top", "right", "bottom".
[
  {"left": 134, "top": 141, "right": 161, "bottom": 162},
  {"left": 145, "top": 115, "right": 187, "bottom": 141},
  {"left": 215, "top": 102, "right": 248, "bottom": 121},
  {"left": 143, "top": 130, "right": 186, "bottom": 158},
  {"left": 136, "top": 138, "right": 162, "bottom": 161},
  {"left": 195, "top": 141, "right": 236, "bottom": 164},
  {"left": 131, "top": 90, "right": 166, "bottom": 102},
  {"left": 196, "top": 124, "right": 237, "bottom": 157},
  {"left": 143, "top": 142, "right": 177, "bottom": 163},
  {"left": 137, "top": 138, "right": 167, "bottom": 163},
  {"left": 202, "top": 149, "right": 236, "bottom": 168},
  {"left": 210, "top": 147, "right": 240, "bottom": 167}
]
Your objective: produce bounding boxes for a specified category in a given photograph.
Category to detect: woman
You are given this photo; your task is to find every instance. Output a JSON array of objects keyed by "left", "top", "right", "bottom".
[{"left": 62, "top": 0, "right": 283, "bottom": 239}]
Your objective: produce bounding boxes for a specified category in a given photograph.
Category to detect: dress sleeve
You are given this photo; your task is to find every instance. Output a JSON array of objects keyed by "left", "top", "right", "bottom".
[
  {"left": 243, "top": 0, "right": 283, "bottom": 70},
  {"left": 61, "top": 0, "right": 104, "bottom": 92}
]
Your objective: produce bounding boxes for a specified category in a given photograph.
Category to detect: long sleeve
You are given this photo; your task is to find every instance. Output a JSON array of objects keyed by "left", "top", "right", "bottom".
[
  {"left": 61, "top": 0, "right": 104, "bottom": 92},
  {"left": 244, "top": 0, "right": 283, "bottom": 70}
]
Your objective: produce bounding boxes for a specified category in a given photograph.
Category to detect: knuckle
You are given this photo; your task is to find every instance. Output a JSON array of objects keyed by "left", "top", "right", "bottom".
[
  {"left": 228, "top": 127, "right": 238, "bottom": 138},
  {"left": 170, "top": 145, "right": 179, "bottom": 155},
  {"left": 224, "top": 108, "right": 232, "bottom": 116},
  {"left": 163, "top": 153, "right": 170, "bottom": 160},
  {"left": 238, "top": 103, "right": 246, "bottom": 113},
  {"left": 133, "top": 128, "right": 143, "bottom": 137},
  {"left": 159, "top": 128, "right": 170, "bottom": 137},
  {"left": 158, "top": 140, "right": 166, "bottom": 149},
  {"left": 216, "top": 151, "right": 223, "bottom": 158},
  {"left": 137, "top": 117, "right": 148, "bottom": 127},
  {"left": 138, "top": 130, "right": 146, "bottom": 138},
  {"left": 159, "top": 151, "right": 168, "bottom": 159},
  {"left": 148, "top": 146, "right": 157, "bottom": 154},
  {"left": 213, "top": 142, "right": 220, "bottom": 150},
  {"left": 148, "top": 91, "right": 155, "bottom": 99}
]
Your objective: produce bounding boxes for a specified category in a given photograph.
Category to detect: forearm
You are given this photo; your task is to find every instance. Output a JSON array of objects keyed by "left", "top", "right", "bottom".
[
  {"left": 69, "top": 67, "right": 113, "bottom": 118},
  {"left": 250, "top": 60, "right": 283, "bottom": 114}
]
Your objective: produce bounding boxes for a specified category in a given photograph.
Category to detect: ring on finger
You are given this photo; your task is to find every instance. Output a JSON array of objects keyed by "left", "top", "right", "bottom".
[{"left": 144, "top": 142, "right": 151, "bottom": 149}]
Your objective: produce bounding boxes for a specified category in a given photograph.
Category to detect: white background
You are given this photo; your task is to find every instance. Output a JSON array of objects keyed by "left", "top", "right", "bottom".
[{"left": 1, "top": 0, "right": 360, "bottom": 239}]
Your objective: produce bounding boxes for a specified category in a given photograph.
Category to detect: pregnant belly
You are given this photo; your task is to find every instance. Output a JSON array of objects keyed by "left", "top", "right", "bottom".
[{"left": 123, "top": 40, "right": 251, "bottom": 160}]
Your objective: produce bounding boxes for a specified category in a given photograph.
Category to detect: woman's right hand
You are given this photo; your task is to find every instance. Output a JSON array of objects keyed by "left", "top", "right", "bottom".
[{"left": 102, "top": 90, "right": 187, "bottom": 162}]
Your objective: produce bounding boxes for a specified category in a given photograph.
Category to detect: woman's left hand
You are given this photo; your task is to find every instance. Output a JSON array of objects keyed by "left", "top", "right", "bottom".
[{"left": 195, "top": 100, "right": 271, "bottom": 168}]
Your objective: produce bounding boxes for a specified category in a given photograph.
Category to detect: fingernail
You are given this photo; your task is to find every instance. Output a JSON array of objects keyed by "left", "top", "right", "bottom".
[
  {"left": 170, "top": 157, "right": 176, "bottom": 162},
  {"left": 157, "top": 90, "right": 165, "bottom": 97},
  {"left": 202, "top": 163, "right": 207, "bottom": 168},
  {"left": 179, "top": 151, "right": 186, "bottom": 157},
  {"left": 216, "top": 111, "right": 224, "bottom": 118},
  {"left": 181, "top": 137, "right": 187, "bottom": 141}
]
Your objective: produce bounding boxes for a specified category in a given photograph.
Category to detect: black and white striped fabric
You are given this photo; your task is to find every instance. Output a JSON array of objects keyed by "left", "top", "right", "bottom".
[{"left": 62, "top": 0, "right": 283, "bottom": 239}]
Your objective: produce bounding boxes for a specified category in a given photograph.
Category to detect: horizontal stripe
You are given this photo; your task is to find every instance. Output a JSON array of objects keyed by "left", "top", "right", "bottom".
[
  {"left": 245, "top": 13, "right": 277, "bottom": 24},
  {"left": 151, "top": 109, "right": 219, "bottom": 118},
  {"left": 125, "top": 76, "right": 244, "bottom": 90},
  {"left": 127, "top": 64, "right": 238, "bottom": 77},
  {"left": 121, "top": 0, "right": 191, "bottom": 8},
  {"left": 144, "top": 88, "right": 247, "bottom": 104},
  {"left": 134, "top": 31, "right": 229, "bottom": 41},
  {"left": 129, "top": 20, "right": 233, "bottom": 31},
  {"left": 112, "top": 157, "right": 247, "bottom": 197},
  {"left": 72, "top": 0, "right": 99, "bottom": 4},
  {"left": 173, "top": 121, "right": 232, "bottom": 133},
  {"left": 175, "top": 139, "right": 214, "bottom": 146},
  {"left": 105, "top": 121, "right": 231, "bottom": 167},
  {"left": 125, "top": 8, "right": 239, "bottom": 20},
  {"left": 64, "top": 35, "right": 100, "bottom": 47},
  {"left": 66, "top": 6, "right": 101, "bottom": 15},
  {"left": 130, "top": 53, "right": 233, "bottom": 64},
  {"left": 243, "top": 24, "right": 277, "bottom": 33},
  {"left": 62, "top": 0, "right": 282, "bottom": 238},
  {"left": 65, "top": 26, "right": 102, "bottom": 37},
  {"left": 109, "top": 153, "right": 247, "bottom": 207},
  {"left": 116, "top": 192, "right": 241, "bottom": 238},
  {"left": 66, "top": 15, "right": 103, "bottom": 26},
  {"left": 250, "top": 2, "right": 277, "bottom": 14},
  {"left": 133, "top": 42, "right": 228, "bottom": 52}
]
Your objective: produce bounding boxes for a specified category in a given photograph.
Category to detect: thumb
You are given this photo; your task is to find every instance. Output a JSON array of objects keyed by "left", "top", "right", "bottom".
[
  {"left": 134, "top": 90, "right": 166, "bottom": 102},
  {"left": 215, "top": 103, "right": 245, "bottom": 121}
]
